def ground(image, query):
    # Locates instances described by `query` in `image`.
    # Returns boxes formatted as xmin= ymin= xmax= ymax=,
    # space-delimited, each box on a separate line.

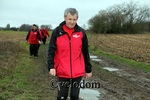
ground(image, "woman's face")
xmin=32 ymin=26 xmax=37 ymax=30
xmin=64 ymin=13 xmax=78 ymax=29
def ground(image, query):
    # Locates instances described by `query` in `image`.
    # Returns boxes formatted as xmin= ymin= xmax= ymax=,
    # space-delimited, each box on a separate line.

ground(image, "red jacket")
xmin=42 ymin=28 xmax=49 ymax=37
xmin=39 ymin=29 xmax=44 ymax=39
xmin=47 ymin=21 xmax=92 ymax=78
xmin=26 ymin=30 xmax=41 ymax=44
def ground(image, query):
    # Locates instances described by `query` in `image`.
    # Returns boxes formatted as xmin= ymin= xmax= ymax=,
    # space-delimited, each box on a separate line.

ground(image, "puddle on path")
xmin=90 ymin=55 xmax=98 ymax=59
xmin=103 ymin=67 xmax=119 ymax=71
xmin=79 ymin=88 xmax=100 ymax=100
xmin=91 ymin=58 xmax=102 ymax=62
xmin=90 ymin=55 xmax=102 ymax=62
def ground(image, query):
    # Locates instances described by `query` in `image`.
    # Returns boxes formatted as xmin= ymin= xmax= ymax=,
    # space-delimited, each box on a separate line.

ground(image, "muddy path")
xmin=28 ymin=45 xmax=150 ymax=100
xmin=90 ymin=54 xmax=150 ymax=100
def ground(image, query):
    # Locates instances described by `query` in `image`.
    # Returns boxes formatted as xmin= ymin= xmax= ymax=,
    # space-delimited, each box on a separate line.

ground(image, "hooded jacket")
xmin=47 ymin=21 xmax=92 ymax=78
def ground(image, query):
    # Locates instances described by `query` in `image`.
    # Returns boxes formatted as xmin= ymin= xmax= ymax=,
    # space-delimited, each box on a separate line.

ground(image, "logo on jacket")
xmin=73 ymin=34 xmax=80 ymax=38
xmin=34 ymin=32 xmax=37 ymax=34
xmin=59 ymin=32 xmax=63 ymax=35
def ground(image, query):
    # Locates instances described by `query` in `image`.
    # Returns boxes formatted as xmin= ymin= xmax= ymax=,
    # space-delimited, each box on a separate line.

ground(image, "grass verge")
xmin=0 ymin=39 xmax=49 ymax=99
xmin=0 ymin=41 xmax=36 ymax=100
xmin=89 ymin=45 xmax=150 ymax=72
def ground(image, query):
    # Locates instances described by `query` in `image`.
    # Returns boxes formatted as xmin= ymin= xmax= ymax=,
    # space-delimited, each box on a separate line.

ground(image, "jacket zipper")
xmin=68 ymin=34 xmax=73 ymax=78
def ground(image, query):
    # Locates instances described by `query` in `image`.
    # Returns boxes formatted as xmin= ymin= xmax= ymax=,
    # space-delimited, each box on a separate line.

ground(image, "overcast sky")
xmin=0 ymin=0 xmax=150 ymax=29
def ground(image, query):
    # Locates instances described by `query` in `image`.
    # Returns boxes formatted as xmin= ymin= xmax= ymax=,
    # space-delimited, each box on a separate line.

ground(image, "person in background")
xmin=26 ymin=24 xmax=41 ymax=58
xmin=39 ymin=28 xmax=44 ymax=41
xmin=47 ymin=8 xmax=92 ymax=100
xmin=41 ymin=27 xmax=49 ymax=44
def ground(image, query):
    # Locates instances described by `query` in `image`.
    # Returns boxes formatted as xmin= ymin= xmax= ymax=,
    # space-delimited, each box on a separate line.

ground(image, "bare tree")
xmin=6 ymin=24 xmax=10 ymax=30
xmin=40 ymin=24 xmax=52 ymax=30
xmin=88 ymin=1 xmax=150 ymax=34
xmin=19 ymin=24 xmax=32 ymax=31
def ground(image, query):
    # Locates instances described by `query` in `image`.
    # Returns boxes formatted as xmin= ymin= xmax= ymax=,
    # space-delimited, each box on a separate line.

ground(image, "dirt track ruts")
xmin=91 ymin=54 xmax=150 ymax=100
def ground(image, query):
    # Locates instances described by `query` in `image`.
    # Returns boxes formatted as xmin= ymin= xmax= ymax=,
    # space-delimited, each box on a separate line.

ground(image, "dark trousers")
xmin=29 ymin=44 xmax=39 ymax=57
xmin=57 ymin=77 xmax=82 ymax=100
xmin=42 ymin=37 xmax=47 ymax=44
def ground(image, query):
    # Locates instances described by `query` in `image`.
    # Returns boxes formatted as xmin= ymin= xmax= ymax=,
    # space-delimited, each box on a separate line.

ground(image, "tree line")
xmin=88 ymin=1 xmax=150 ymax=34
xmin=0 ymin=24 xmax=52 ymax=31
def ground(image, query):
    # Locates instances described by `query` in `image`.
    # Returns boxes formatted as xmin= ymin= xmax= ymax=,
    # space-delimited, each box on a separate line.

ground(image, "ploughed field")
xmin=88 ymin=33 xmax=150 ymax=63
